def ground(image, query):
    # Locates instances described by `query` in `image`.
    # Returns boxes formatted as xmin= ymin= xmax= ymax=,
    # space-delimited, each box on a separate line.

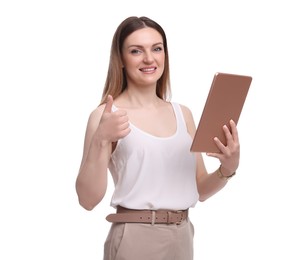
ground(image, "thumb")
xmin=103 ymin=95 xmax=113 ymax=113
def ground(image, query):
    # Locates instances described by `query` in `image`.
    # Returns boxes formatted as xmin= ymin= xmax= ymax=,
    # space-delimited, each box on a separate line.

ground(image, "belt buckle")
xmin=167 ymin=210 xmax=184 ymax=225
xmin=176 ymin=210 xmax=184 ymax=225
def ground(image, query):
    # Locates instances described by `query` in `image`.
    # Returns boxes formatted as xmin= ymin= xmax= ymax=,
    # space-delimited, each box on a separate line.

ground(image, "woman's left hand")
xmin=206 ymin=119 xmax=240 ymax=175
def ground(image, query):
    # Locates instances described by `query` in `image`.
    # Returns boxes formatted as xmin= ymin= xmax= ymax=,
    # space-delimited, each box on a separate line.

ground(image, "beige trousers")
xmin=103 ymin=218 xmax=194 ymax=260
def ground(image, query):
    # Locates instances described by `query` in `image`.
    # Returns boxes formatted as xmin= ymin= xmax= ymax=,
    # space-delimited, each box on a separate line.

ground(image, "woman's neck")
xmin=116 ymin=88 xmax=163 ymax=108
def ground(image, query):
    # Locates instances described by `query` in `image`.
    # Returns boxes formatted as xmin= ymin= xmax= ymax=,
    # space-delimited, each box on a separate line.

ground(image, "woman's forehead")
xmin=123 ymin=27 xmax=163 ymax=48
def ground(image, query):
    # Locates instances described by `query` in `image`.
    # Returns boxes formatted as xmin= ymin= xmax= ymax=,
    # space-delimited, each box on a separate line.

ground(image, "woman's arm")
xmin=180 ymin=104 xmax=239 ymax=201
xmin=75 ymin=96 xmax=130 ymax=210
xmin=75 ymin=105 xmax=111 ymax=210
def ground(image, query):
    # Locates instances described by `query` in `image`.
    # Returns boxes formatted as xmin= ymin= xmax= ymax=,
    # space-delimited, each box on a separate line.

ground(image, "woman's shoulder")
xmin=172 ymin=102 xmax=196 ymax=133
xmin=171 ymin=102 xmax=193 ymax=119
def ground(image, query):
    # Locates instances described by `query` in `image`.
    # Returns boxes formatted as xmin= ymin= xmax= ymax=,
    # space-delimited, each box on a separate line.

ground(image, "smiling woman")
xmin=100 ymin=16 xmax=171 ymax=103
xmin=75 ymin=16 xmax=240 ymax=260
xmin=121 ymin=27 xmax=166 ymax=95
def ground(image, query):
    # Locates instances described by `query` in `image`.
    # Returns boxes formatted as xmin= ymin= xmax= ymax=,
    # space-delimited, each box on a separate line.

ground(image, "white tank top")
xmin=108 ymin=102 xmax=199 ymax=210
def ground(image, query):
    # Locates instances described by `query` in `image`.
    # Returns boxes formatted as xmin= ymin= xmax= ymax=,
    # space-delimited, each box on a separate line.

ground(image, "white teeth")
xmin=141 ymin=68 xmax=155 ymax=72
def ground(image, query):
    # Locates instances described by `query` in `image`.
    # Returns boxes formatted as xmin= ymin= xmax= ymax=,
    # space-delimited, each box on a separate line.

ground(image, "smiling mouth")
xmin=139 ymin=67 xmax=157 ymax=72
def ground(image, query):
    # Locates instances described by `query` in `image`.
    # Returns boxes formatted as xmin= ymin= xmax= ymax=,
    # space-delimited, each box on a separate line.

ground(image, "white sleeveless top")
xmin=108 ymin=102 xmax=199 ymax=210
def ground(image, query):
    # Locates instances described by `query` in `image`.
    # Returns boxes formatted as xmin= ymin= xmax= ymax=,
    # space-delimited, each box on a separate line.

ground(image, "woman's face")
xmin=121 ymin=27 xmax=165 ymax=88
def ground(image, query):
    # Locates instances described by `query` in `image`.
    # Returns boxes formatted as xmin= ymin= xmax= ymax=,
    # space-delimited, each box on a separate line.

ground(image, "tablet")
xmin=190 ymin=72 xmax=252 ymax=153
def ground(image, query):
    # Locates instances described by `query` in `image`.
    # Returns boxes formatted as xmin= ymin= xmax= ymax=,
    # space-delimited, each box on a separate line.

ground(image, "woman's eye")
xmin=130 ymin=49 xmax=141 ymax=54
xmin=154 ymin=47 xmax=163 ymax=52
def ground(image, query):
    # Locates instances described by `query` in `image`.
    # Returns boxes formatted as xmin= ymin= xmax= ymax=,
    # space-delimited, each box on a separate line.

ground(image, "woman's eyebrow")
xmin=127 ymin=42 xmax=163 ymax=48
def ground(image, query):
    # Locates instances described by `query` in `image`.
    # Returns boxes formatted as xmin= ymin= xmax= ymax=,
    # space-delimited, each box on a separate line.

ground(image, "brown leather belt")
xmin=106 ymin=206 xmax=189 ymax=225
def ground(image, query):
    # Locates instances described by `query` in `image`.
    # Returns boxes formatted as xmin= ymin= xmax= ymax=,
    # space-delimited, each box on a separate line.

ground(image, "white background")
xmin=1 ymin=0 xmax=299 ymax=259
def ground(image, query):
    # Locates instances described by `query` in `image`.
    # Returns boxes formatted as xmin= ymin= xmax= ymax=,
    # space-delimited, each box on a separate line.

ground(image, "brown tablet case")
xmin=190 ymin=72 xmax=252 ymax=153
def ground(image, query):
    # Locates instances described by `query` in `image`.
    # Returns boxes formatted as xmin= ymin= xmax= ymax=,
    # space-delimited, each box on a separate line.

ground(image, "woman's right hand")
xmin=95 ymin=95 xmax=131 ymax=146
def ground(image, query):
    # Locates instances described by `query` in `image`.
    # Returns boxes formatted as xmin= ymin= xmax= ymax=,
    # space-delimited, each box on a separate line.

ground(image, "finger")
xmin=119 ymin=121 xmax=130 ymax=131
xmin=206 ymin=151 xmax=221 ymax=159
xmin=103 ymin=95 xmax=113 ymax=113
xmin=206 ymin=137 xmax=224 ymax=158
xmin=222 ymin=124 xmax=233 ymax=142
xmin=119 ymin=127 xmax=131 ymax=139
xmin=115 ymin=109 xmax=128 ymax=117
xmin=229 ymin=119 xmax=239 ymax=143
xmin=213 ymin=136 xmax=227 ymax=153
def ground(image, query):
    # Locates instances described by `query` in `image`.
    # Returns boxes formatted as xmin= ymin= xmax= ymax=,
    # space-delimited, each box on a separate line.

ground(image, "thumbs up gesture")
xmin=97 ymin=95 xmax=131 ymax=143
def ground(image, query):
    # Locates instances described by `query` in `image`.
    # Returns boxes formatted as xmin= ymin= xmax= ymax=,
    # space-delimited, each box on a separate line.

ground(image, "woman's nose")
xmin=143 ymin=51 xmax=154 ymax=63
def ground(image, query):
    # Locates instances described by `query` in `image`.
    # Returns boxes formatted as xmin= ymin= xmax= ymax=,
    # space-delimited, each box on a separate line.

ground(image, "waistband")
xmin=106 ymin=206 xmax=189 ymax=225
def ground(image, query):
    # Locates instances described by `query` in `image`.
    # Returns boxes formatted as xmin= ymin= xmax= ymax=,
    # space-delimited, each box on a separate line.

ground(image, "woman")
xmin=75 ymin=16 xmax=239 ymax=260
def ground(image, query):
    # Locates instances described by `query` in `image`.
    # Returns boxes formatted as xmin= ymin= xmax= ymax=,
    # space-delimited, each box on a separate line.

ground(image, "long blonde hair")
xmin=100 ymin=16 xmax=171 ymax=105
